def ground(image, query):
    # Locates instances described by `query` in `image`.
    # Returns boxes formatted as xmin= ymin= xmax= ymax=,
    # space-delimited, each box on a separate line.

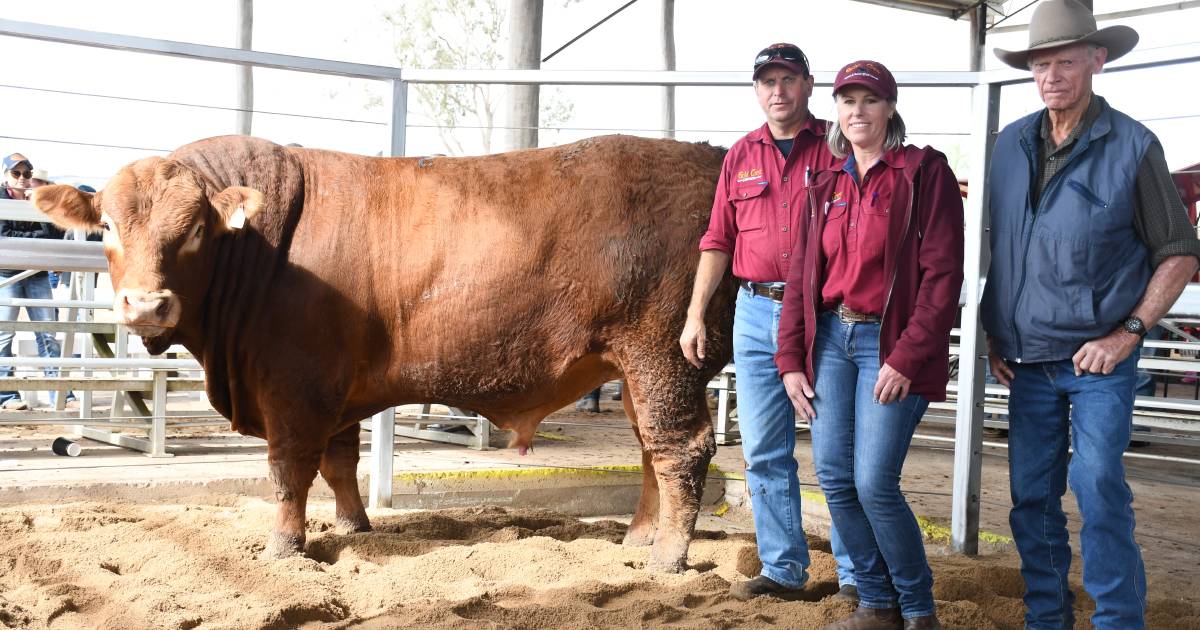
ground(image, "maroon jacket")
xmin=774 ymin=145 xmax=964 ymax=402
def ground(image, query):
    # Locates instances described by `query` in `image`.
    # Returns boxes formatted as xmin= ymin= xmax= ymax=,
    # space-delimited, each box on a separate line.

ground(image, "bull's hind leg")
xmin=319 ymin=424 xmax=372 ymax=534
xmin=623 ymin=388 xmax=660 ymax=547
xmin=262 ymin=440 xmax=323 ymax=560
xmin=621 ymin=363 xmax=716 ymax=573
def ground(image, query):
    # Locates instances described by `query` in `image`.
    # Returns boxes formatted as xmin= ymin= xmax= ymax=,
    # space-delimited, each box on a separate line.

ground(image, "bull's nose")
xmin=115 ymin=289 xmax=178 ymax=327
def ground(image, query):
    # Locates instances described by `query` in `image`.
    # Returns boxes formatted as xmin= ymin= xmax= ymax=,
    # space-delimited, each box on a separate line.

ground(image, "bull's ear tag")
xmin=229 ymin=204 xmax=247 ymax=229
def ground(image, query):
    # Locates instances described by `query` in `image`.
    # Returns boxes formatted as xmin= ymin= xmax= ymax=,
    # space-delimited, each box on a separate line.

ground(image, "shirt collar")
xmin=748 ymin=114 xmax=828 ymax=144
xmin=833 ymin=146 xmax=907 ymax=180
xmin=1039 ymin=93 xmax=1102 ymax=151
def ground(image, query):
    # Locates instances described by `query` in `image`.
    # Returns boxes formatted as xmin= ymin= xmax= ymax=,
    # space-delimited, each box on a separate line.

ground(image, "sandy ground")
xmin=1 ymin=387 xmax=1198 ymax=629
xmin=0 ymin=499 xmax=1194 ymax=630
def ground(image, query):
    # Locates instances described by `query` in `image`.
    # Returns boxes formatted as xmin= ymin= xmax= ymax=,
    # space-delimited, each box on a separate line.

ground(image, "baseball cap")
xmin=753 ymin=43 xmax=810 ymax=80
xmin=2 ymin=154 xmax=31 ymax=173
xmin=832 ymin=60 xmax=898 ymax=101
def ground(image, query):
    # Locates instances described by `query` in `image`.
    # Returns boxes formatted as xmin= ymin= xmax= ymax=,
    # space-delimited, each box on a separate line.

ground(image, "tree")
xmin=384 ymin=0 xmax=572 ymax=155
xmin=236 ymin=0 xmax=253 ymax=135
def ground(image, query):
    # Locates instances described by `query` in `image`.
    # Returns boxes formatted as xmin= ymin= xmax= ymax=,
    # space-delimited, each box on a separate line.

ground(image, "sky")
xmin=1 ymin=0 xmax=1197 ymax=188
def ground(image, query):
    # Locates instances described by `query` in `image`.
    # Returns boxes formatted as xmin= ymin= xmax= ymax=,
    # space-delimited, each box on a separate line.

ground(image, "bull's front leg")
xmin=319 ymin=424 xmax=372 ymax=534
xmin=262 ymin=442 xmax=323 ymax=559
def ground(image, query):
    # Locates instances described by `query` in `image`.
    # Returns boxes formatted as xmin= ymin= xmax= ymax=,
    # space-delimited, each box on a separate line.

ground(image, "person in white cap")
xmin=981 ymin=1 xmax=1200 ymax=628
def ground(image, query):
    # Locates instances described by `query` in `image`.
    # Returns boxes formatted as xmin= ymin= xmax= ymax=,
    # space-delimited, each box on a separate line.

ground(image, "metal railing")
xmin=3 ymin=17 xmax=1200 ymax=549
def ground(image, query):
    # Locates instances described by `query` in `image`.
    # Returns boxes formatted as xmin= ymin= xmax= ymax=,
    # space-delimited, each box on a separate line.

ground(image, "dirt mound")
xmin=0 ymin=499 xmax=1194 ymax=629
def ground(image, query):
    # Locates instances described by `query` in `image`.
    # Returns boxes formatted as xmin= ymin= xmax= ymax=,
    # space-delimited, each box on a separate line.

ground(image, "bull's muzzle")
xmin=114 ymin=289 xmax=181 ymax=335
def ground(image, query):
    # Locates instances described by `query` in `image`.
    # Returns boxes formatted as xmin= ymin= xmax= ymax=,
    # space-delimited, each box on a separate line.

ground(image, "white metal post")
xmin=79 ymin=273 xmax=96 ymax=426
xmin=389 ymin=79 xmax=408 ymax=158
xmin=369 ymin=407 xmax=396 ymax=509
xmin=951 ymin=82 xmax=1001 ymax=554
xmin=148 ymin=369 xmax=170 ymax=457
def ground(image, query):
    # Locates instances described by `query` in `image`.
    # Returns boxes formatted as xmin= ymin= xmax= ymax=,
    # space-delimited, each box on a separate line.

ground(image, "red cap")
xmin=832 ymin=60 xmax=897 ymax=101
xmin=752 ymin=43 xmax=809 ymax=80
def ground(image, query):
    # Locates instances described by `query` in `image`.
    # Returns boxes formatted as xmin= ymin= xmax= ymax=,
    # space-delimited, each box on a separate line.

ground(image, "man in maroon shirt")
xmin=680 ymin=43 xmax=855 ymax=601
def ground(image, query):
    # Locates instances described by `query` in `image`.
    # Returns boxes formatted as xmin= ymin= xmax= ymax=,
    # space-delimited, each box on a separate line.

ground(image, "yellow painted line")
xmin=917 ymin=515 xmax=1013 ymax=546
xmin=722 ymin=474 xmax=1013 ymax=546
xmin=534 ymin=431 xmax=576 ymax=442
xmin=393 ymin=463 xmax=721 ymax=483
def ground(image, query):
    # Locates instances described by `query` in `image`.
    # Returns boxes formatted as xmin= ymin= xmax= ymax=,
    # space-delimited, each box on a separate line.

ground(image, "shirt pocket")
xmin=863 ymin=189 xmax=893 ymax=216
xmin=730 ymin=181 xmax=770 ymax=232
xmin=1067 ymin=179 xmax=1109 ymax=209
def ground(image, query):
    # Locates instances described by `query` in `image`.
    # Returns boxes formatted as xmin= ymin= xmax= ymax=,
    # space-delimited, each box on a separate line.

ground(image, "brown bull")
xmin=33 ymin=135 xmax=735 ymax=571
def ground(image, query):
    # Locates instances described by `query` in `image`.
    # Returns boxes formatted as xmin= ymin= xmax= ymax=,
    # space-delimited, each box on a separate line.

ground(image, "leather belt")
xmin=741 ymin=281 xmax=785 ymax=302
xmin=833 ymin=303 xmax=881 ymax=323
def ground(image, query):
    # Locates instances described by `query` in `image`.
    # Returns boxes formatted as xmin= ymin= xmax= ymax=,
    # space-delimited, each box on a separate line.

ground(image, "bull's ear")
xmin=31 ymin=184 xmax=102 ymax=232
xmin=211 ymin=186 xmax=264 ymax=231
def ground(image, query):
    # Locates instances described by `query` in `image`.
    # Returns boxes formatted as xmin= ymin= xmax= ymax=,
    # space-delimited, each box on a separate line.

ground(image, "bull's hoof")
xmin=335 ymin=515 xmax=372 ymax=535
xmin=260 ymin=531 xmax=305 ymax=560
xmin=647 ymin=556 xmax=688 ymax=574
xmin=622 ymin=526 xmax=656 ymax=547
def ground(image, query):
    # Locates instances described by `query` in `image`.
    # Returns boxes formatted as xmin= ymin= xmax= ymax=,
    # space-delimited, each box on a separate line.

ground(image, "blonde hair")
xmin=827 ymin=106 xmax=907 ymax=159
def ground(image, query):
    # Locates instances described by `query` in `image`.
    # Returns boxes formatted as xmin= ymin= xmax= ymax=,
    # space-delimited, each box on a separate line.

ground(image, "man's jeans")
xmin=809 ymin=312 xmax=934 ymax=618
xmin=1 ymin=272 xmax=64 ymax=404
xmin=1007 ymin=351 xmax=1146 ymax=630
xmin=734 ymin=286 xmax=854 ymax=588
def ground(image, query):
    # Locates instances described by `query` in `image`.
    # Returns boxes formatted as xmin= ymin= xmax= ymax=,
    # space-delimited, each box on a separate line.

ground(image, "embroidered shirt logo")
xmin=736 ymin=168 xmax=764 ymax=183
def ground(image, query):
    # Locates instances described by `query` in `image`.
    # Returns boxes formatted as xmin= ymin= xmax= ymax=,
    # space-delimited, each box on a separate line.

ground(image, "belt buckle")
xmin=836 ymin=303 xmax=864 ymax=323
xmin=767 ymin=286 xmax=785 ymax=302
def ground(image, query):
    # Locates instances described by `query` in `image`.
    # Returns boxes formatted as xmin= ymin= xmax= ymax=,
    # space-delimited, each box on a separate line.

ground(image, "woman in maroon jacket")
xmin=775 ymin=61 xmax=963 ymax=630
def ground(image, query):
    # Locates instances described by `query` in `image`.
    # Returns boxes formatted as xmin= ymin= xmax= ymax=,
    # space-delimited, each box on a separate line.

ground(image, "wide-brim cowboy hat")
xmin=994 ymin=0 xmax=1138 ymax=69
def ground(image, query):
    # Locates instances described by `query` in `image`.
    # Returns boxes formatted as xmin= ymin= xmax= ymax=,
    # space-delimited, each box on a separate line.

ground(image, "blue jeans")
xmin=809 ymin=312 xmax=934 ymax=618
xmin=1007 ymin=352 xmax=1146 ymax=630
xmin=1 ymin=272 xmax=66 ymax=404
xmin=734 ymin=286 xmax=854 ymax=588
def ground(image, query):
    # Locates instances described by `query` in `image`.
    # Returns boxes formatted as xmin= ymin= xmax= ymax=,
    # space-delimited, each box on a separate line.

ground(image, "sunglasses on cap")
xmin=753 ymin=45 xmax=809 ymax=76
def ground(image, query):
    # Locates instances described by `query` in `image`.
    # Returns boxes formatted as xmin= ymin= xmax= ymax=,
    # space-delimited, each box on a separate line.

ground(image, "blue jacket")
xmin=981 ymin=96 xmax=1154 ymax=363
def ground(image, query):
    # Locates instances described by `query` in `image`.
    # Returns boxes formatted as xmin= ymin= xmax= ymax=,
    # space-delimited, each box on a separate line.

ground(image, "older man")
xmin=982 ymin=2 xmax=1200 ymax=628
xmin=681 ymin=43 xmax=855 ymax=602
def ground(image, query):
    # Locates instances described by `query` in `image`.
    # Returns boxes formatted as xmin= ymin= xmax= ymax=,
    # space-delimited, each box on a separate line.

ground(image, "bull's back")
xmin=236 ymin=136 xmax=725 ymax=416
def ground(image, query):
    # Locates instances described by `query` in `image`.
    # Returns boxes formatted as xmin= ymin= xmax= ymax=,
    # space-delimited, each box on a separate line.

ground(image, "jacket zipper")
xmin=1009 ymin=131 xmax=1084 ymax=362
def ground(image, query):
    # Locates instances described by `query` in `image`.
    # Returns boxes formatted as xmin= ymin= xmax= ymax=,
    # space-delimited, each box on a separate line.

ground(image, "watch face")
xmin=1125 ymin=318 xmax=1145 ymax=335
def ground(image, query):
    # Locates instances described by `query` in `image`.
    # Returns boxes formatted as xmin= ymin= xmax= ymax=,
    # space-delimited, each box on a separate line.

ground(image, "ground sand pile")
xmin=0 ymin=498 xmax=1195 ymax=629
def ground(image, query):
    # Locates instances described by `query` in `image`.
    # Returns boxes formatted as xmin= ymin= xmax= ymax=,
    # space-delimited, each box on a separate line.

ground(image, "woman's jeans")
xmin=1 ymin=272 xmax=65 ymax=404
xmin=734 ymin=286 xmax=855 ymax=589
xmin=1006 ymin=352 xmax=1146 ymax=630
xmin=809 ymin=311 xmax=934 ymax=618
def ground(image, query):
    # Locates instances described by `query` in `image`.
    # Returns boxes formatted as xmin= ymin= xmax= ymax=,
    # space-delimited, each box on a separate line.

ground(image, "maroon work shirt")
xmin=821 ymin=149 xmax=910 ymax=315
xmin=699 ymin=116 xmax=835 ymax=282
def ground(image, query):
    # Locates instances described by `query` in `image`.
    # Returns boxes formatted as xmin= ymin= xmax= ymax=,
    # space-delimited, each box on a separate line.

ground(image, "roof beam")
xmin=850 ymin=0 xmax=963 ymax=19
xmin=991 ymin=1 xmax=1200 ymax=34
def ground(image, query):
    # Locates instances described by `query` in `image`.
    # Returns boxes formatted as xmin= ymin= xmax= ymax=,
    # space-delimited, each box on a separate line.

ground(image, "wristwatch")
xmin=1120 ymin=316 xmax=1148 ymax=337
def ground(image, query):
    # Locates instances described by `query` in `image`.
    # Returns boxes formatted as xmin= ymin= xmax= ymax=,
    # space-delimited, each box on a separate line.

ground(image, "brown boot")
xmin=819 ymin=606 xmax=903 ymax=630
xmin=902 ymin=614 xmax=941 ymax=630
